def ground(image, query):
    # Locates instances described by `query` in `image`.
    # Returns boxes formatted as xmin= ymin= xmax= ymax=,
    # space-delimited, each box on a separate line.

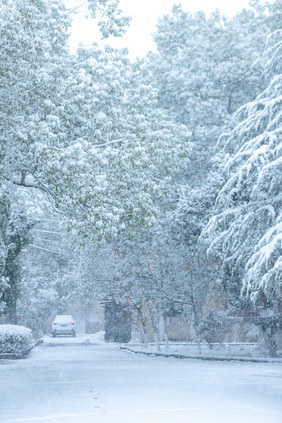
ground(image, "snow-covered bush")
xmin=0 ymin=324 xmax=34 ymax=357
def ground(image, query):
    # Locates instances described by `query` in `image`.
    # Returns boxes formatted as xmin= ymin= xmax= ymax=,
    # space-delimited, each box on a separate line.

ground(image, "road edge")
xmin=120 ymin=345 xmax=282 ymax=364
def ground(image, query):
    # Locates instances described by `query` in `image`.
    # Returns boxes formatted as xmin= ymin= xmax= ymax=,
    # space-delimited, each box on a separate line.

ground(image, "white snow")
xmin=42 ymin=331 xmax=105 ymax=345
xmin=0 ymin=336 xmax=282 ymax=423
xmin=0 ymin=325 xmax=32 ymax=336
xmin=125 ymin=341 xmax=282 ymax=361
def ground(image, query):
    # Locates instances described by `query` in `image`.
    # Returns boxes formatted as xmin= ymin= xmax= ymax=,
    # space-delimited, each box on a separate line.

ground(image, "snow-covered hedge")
xmin=0 ymin=324 xmax=34 ymax=357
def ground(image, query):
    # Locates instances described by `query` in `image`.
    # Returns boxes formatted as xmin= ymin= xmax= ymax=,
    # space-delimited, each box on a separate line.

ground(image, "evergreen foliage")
xmin=203 ymin=29 xmax=282 ymax=303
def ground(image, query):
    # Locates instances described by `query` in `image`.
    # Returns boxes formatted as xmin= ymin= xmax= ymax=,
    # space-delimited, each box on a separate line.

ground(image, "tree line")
xmin=0 ymin=0 xmax=281 ymax=356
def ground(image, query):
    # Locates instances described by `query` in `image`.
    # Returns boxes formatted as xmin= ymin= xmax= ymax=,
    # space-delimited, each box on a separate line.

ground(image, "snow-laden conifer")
xmin=202 ymin=30 xmax=282 ymax=302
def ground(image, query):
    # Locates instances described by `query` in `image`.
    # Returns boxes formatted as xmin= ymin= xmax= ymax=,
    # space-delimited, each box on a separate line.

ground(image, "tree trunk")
xmin=163 ymin=315 xmax=169 ymax=352
xmin=191 ymin=295 xmax=202 ymax=355
xmin=130 ymin=300 xmax=148 ymax=348
xmin=8 ymin=301 xmax=18 ymax=324
xmin=148 ymin=304 xmax=161 ymax=352
xmin=140 ymin=315 xmax=149 ymax=348
xmin=266 ymin=326 xmax=278 ymax=358
xmin=0 ymin=194 xmax=9 ymax=278
xmin=227 ymin=91 xmax=233 ymax=114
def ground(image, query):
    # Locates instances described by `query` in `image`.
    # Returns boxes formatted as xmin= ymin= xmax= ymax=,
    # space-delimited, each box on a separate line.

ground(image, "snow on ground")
xmin=125 ymin=341 xmax=282 ymax=361
xmin=0 ymin=335 xmax=282 ymax=423
xmin=43 ymin=331 xmax=106 ymax=345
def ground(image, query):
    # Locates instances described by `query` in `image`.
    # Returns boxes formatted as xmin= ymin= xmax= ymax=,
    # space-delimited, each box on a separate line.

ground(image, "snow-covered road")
xmin=0 ymin=336 xmax=282 ymax=423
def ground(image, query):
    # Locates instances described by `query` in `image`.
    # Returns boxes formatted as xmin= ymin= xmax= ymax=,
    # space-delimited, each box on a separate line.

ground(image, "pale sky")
xmin=70 ymin=0 xmax=252 ymax=58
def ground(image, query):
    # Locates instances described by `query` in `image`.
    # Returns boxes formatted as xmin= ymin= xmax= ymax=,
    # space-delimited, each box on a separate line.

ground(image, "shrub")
xmin=0 ymin=324 xmax=34 ymax=357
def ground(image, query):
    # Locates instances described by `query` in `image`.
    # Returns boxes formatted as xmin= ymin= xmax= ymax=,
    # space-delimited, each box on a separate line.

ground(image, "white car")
xmin=52 ymin=315 xmax=76 ymax=337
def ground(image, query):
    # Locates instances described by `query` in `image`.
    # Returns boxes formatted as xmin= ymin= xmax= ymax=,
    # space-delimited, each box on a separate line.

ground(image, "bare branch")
xmin=28 ymin=244 xmax=61 ymax=255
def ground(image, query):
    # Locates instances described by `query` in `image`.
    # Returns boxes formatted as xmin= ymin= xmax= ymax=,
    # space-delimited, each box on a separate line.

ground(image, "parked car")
xmin=52 ymin=315 xmax=76 ymax=337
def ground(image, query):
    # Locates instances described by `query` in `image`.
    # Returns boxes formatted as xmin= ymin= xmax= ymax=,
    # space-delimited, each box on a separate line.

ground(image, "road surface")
xmin=0 ymin=336 xmax=282 ymax=423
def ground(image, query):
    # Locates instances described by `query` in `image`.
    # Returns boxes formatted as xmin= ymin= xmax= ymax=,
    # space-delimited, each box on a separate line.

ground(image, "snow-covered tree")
xmin=203 ymin=30 xmax=281 ymax=299
xmin=18 ymin=216 xmax=76 ymax=336
xmin=0 ymin=130 xmax=7 ymax=284
xmin=201 ymin=29 xmax=282 ymax=355
xmin=241 ymin=30 xmax=282 ymax=303
xmin=85 ymin=0 xmax=131 ymax=38
xmin=2 ymin=206 xmax=35 ymax=323
xmin=0 ymin=0 xmax=70 ymax=167
xmin=11 ymin=187 xmax=83 ymax=335
xmin=1 ymin=0 xmax=191 ymax=242
xmin=0 ymin=0 xmax=192 ymax=334
xmin=148 ymin=4 xmax=271 ymax=129
xmin=0 ymin=0 xmax=70 ymax=314
xmin=0 ymin=193 xmax=9 ymax=279
xmin=145 ymin=2 xmax=280 ymax=188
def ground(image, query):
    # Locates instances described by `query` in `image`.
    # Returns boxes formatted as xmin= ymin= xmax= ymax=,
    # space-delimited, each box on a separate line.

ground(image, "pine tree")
xmin=202 ymin=29 xmax=282 ymax=355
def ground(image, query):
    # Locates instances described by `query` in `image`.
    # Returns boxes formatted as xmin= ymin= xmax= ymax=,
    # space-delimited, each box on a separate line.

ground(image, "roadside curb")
xmin=120 ymin=346 xmax=282 ymax=364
